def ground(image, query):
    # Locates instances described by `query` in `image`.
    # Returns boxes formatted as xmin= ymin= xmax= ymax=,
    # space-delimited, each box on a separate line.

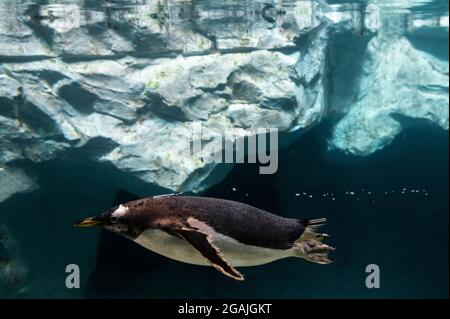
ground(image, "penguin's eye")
xmin=110 ymin=216 xmax=119 ymax=223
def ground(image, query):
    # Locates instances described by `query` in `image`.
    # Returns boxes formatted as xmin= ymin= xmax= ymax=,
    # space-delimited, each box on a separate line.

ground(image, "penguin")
xmin=75 ymin=195 xmax=334 ymax=281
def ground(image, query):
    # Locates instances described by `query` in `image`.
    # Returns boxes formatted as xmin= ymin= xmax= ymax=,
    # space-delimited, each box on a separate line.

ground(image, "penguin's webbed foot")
xmin=294 ymin=240 xmax=335 ymax=265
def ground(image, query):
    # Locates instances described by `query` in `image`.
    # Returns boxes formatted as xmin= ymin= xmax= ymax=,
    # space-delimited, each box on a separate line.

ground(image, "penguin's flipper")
xmin=172 ymin=228 xmax=244 ymax=281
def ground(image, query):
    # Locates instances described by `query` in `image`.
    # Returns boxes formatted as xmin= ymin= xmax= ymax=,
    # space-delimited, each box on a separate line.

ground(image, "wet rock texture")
xmin=327 ymin=1 xmax=449 ymax=155
xmin=0 ymin=222 xmax=27 ymax=295
xmin=0 ymin=0 xmax=327 ymax=198
xmin=1 ymin=1 xmax=447 ymax=201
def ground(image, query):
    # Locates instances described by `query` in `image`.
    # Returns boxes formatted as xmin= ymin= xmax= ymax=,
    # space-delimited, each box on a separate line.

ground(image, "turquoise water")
xmin=0 ymin=0 xmax=448 ymax=298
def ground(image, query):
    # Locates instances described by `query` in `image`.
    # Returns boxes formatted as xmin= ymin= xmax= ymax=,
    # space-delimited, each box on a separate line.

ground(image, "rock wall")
xmin=327 ymin=0 xmax=449 ymax=155
xmin=0 ymin=0 xmax=327 ymax=200
xmin=1 ymin=0 xmax=447 ymax=201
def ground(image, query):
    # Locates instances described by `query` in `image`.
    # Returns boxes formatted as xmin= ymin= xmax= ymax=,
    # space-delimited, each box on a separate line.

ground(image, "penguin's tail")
xmin=300 ymin=218 xmax=329 ymax=241
xmin=293 ymin=218 xmax=335 ymax=265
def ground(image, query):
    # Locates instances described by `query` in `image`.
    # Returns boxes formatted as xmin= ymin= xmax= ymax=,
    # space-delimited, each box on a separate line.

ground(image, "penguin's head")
xmin=74 ymin=204 xmax=140 ymax=239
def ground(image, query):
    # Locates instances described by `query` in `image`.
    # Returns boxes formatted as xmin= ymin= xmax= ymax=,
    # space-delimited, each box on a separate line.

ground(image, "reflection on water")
xmin=1 ymin=1 xmax=448 ymax=40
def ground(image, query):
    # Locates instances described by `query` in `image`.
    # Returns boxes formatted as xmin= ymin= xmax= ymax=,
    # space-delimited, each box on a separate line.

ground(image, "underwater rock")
xmin=0 ymin=223 xmax=27 ymax=294
xmin=329 ymin=37 xmax=448 ymax=156
xmin=0 ymin=0 xmax=448 ymax=199
xmin=0 ymin=0 xmax=448 ymax=299
xmin=0 ymin=167 xmax=37 ymax=203
xmin=328 ymin=1 xmax=449 ymax=156
xmin=0 ymin=1 xmax=328 ymax=198
xmin=0 ymin=3 xmax=53 ymax=58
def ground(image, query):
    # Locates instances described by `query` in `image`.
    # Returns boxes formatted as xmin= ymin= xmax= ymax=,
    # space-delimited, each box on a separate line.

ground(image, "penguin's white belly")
xmin=134 ymin=229 xmax=293 ymax=267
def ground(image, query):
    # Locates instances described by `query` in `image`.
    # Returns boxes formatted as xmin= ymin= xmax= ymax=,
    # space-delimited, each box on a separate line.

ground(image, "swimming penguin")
xmin=75 ymin=195 xmax=334 ymax=281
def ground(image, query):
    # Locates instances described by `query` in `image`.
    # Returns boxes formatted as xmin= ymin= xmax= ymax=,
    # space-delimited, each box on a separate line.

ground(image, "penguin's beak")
xmin=74 ymin=216 xmax=104 ymax=228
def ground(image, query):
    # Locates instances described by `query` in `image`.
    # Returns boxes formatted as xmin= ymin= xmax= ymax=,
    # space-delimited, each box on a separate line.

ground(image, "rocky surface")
xmin=327 ymin=0 xmax=449 ymax=155
xmin=0 ymin=0 xmax=328 ymax=199
xmin=0 ymin=167 xmax=37 ymax=203
xmin=0 ymin=222 xmax=27 ymax=295
xmin=0 ymin=0 xmax=447 ymax=198
xmin=329 ymin=35 xmax=449 ymax=155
